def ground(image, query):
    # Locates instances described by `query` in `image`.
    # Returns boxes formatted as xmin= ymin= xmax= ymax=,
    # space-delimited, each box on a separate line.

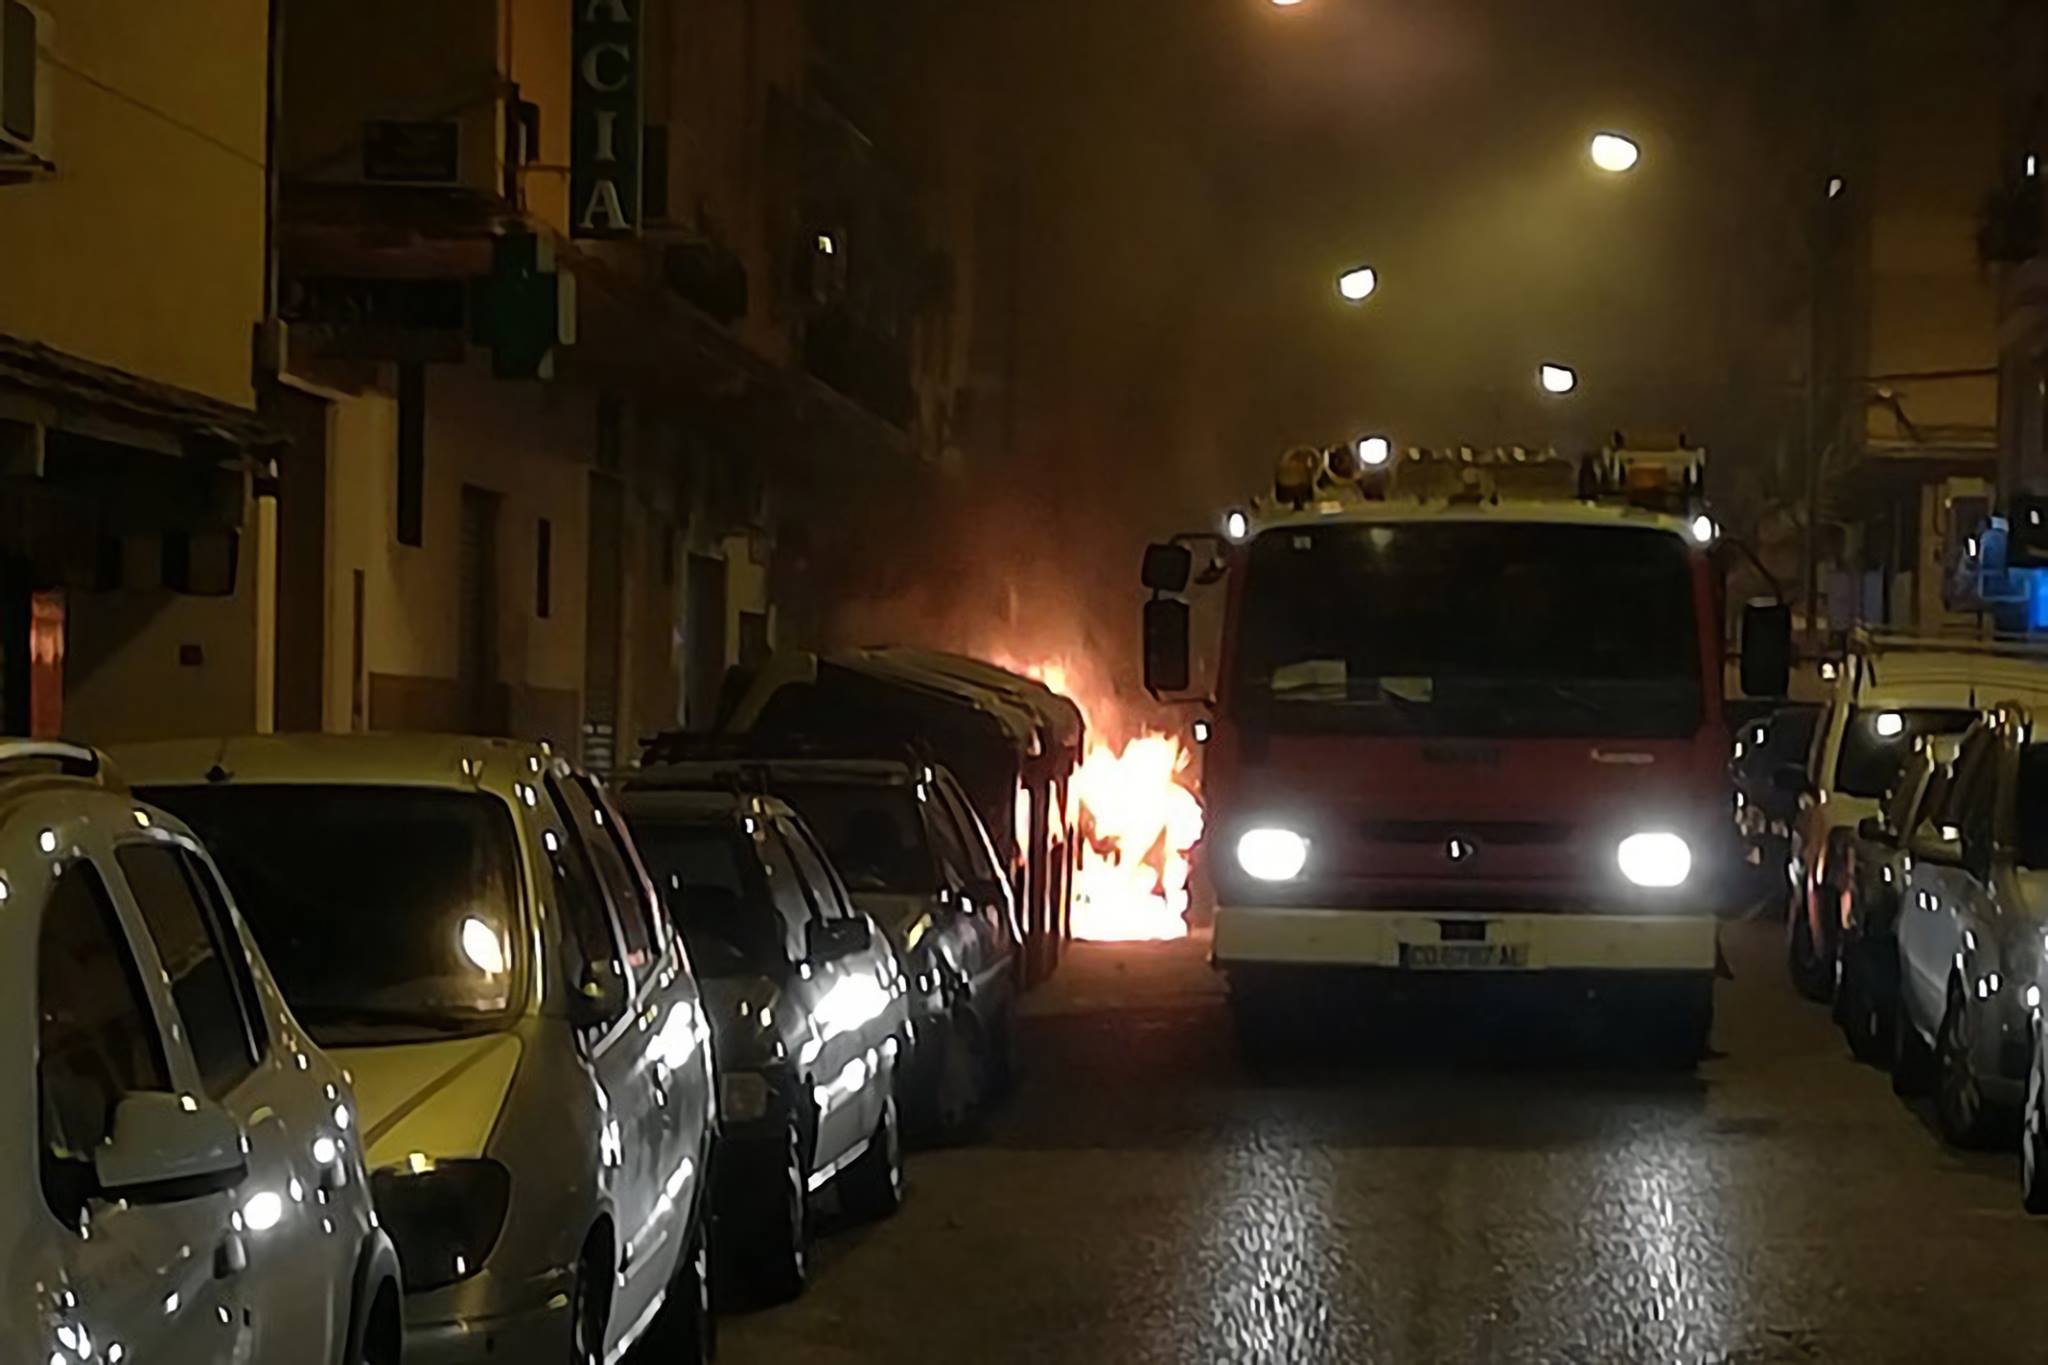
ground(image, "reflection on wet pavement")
xmin=717 ymin=924 xmax=2048 ymax=1363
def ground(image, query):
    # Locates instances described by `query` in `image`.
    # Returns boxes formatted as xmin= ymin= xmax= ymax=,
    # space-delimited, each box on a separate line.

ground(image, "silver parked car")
xmin=1892 ymin=706 xmax=2044 ymax=1151
xmin=3 ymin=741 xmax=398 ymax=1365
xmin=634 ymin=757 xmax=1021 ymax=1140
xmin=620 ymin=789 xmax=910 ymax=1300
xmin=118 ymin=734 xmax=717 ymax=1365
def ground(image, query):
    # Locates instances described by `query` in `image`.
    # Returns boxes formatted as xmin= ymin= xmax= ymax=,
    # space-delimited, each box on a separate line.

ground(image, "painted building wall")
xmin=315 ymin=357 xmax=592 ymax=743
xmin=1862 ymin=1 xmax=2003 ymax=443
xmin=0 ymin=0 xmax=268 ymax=405
xmin=280 ymin=0 xmax=500 ymax=194
xmin=63 ymin=526 xmax=262 ymax=744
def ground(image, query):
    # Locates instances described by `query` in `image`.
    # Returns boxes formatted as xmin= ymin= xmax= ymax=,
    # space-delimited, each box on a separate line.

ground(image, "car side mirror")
xmin=1142 ymin=542 xmax=1193 ymax=593
xmin=807 ymin=916 xmax=873 ymax=962
xmin=1143 ymin=598 xmax=1191 ymax=696
xmin=1741 ymin=599 xmax=1793 ymax=699
xmin=94 ymin=1092 xmax=247 ymax=1203
xmin=1856 ymin=815 xmax=1888 ymax=844
xmin=569 ymin=960 xmax=629 ymax=1030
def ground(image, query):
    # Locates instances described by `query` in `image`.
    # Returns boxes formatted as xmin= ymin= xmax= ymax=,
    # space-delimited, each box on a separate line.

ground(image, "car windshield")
xmin=1232 ymin=522 xmax=1702 ymax=738
xmin=138 ymin=784 xmax=524 ymax=1045
xmin=1835 ymin=707 xmax=1976 ymax=800
xmin=626 ymin=817 xmax=784 ymax=976
xmin=773 ymin=782 xmax=935 ymax=894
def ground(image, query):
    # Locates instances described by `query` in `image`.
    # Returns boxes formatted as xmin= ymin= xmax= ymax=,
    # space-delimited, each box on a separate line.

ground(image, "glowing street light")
xmin=1357 ymin=435 xmax=1392 ymax=467
xmin=1336 ymin=265 xmax=1378 ymax=303
xmin=1589 ymin=132 xmax=1641 ymax=174
xmin=1538 ymin=363 xmax=1578 ymax=395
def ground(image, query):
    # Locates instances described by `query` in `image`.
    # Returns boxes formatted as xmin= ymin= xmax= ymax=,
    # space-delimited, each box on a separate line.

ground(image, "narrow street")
xmin=724 ymin=923 xmax=2048 ymax=1364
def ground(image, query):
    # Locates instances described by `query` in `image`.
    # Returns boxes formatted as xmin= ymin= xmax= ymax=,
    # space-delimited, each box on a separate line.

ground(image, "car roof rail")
xmin=0 ymin=740 xmax=108 ymax=781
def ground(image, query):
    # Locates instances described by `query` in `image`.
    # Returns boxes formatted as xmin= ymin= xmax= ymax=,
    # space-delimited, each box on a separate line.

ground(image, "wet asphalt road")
xmin=718 ymin=922 xmax=2048 ymax=1364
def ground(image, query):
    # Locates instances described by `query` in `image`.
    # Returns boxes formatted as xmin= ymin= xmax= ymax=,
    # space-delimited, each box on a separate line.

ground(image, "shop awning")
xmin=0 ymin=333 xmax=280 ymax=459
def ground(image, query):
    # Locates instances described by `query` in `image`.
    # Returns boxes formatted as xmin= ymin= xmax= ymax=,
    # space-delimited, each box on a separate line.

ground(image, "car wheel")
xmin=2024 ymin=1038 xmax=2048 ymax=1216
xmin=1651 ymin=975 xmax=1714 ymax=1069
xmin=1936 ymin=984 xmax=2003 ymax=1149
xmin=839 ymin=1093 xmax=906 ymax=1220
xmin=1838 ymin=940 xmax=1895 ymax=1067
xmin=736 ymin=1115 xmax=811 ymax=1303
xmin=1892 ymin=989 xmax=1935 ymax=1095
xmin=570 ymin=1242 xmax=612 ymax=1365
xmin=646 ymin=1208 xmax=716 ymax=1362
xmin=1787 ymin=892 xmax=1833 ymax=1002
xmin=985 ymin=998 xmax=1020 ymax=1101
xmin=929 ymin=1013 xmax=986 ymax=1143
xmin=1231 ymin=977 xmax=1295 ymax=1074
xmin=351 ymin=1281 xmax=400 ymax=1365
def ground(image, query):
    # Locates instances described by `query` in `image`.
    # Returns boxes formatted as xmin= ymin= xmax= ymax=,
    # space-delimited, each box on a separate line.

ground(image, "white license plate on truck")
xmin=1400 ymin=942 xmax=1530 ymax=970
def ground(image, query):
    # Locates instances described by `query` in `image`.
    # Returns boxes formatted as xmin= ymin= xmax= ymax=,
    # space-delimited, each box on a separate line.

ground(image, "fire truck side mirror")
xmin=1740 ymin=600 xmax=1793 ymax=699
xmin=1143 ymin=599 xmax=1192 ymax=696
xmin=1142 ymin=542 xmax=1193 ymax=594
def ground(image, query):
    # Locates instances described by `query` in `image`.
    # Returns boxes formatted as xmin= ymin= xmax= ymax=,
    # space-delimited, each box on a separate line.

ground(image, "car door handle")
xmin=215 ymin=1232 xmax=248 ymax=1280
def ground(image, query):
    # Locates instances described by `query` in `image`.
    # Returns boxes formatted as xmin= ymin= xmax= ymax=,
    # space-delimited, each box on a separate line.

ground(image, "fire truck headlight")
xmin=1238 ymin=828 xmax=1310 ymax=882
xmin=1617 ymin=832 xmax=1693 ymax=889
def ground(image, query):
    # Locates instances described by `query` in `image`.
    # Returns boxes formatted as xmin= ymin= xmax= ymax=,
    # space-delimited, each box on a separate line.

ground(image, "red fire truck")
xmin=1143 ymin=441 xmax=1765 ymax=1062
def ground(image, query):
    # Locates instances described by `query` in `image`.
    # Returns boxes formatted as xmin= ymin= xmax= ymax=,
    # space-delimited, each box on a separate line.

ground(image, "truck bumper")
xmin=1213 ymin=905 xmax=1719 ymax=973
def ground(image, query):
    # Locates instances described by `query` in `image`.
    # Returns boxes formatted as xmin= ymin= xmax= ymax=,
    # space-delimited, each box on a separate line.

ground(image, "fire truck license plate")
xmin=1400 ymin=942 xmax=1531 ymax=970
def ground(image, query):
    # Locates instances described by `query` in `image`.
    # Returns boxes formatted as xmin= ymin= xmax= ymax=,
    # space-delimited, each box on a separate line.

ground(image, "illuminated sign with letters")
xmin=571 ymin=0 xmax=641 ymax=238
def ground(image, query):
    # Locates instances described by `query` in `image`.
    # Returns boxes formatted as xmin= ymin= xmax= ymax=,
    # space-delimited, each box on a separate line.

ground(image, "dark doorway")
xmin=271 ymin=387 xmax=329 ymax=731
xmin=686 ymin=553 xmax=727 ymax=729
xmin=583 ymin=474 xmax=625 ymax=772
xmin=0 ymin=553 xmax=28 ymax=734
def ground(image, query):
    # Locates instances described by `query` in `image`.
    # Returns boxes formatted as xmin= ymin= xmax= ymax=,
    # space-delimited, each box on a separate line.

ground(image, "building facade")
xmin=0 ymin=0 xmax=279 ymax=740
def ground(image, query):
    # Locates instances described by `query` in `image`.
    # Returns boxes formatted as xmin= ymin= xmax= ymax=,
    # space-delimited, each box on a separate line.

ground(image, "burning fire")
xmin=995 ymin=656 xmax=1205 ymax=942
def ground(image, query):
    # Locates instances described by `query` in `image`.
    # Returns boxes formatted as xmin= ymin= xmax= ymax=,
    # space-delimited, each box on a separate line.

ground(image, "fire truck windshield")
xmin=1231 ymin=521 xmax=1703 ymax=739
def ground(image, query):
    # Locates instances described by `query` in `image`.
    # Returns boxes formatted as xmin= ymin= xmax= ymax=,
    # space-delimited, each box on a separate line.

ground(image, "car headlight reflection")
xmin=1617 ymin=831 xmax=1693 ymax=889
xmin=1237 ymin=828 xmax=1310 ymax=882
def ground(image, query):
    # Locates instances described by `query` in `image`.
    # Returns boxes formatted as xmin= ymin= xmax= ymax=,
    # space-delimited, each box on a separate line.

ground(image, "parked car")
xmin=1831 ymin=734 xmax=1959 ymax=1065
xmin=4 ymin=740 xmax=398 ymax=1365
xmin=1891 ymin=706 xmax=2046 ymax=1150
xmin=1783 ymin=632 xmax=2048 ymax=1001
xmin=633 ymin=756 xmax=1019 ymax=1140
xmin=1731 ymin=702 xmax=1820 ymax=902
xmin=116 ymin=734 xmax=716 ymax=1365
xmin=618 ymin=787 xmax=908 ymax=1300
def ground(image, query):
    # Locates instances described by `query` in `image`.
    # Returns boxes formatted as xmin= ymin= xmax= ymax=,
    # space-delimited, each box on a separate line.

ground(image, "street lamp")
xmin=1538 ymin=363 xmax=1578 ymax=395
xmin=1588 ymin=132 xmax=1641 ymax=174
xmin=1336 ymin=265 xmax=1378 ymax=303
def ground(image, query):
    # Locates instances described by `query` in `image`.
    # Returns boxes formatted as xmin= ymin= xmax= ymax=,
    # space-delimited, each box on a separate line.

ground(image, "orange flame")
xmin=992 ymin=654 xmax=1205 ymax=943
